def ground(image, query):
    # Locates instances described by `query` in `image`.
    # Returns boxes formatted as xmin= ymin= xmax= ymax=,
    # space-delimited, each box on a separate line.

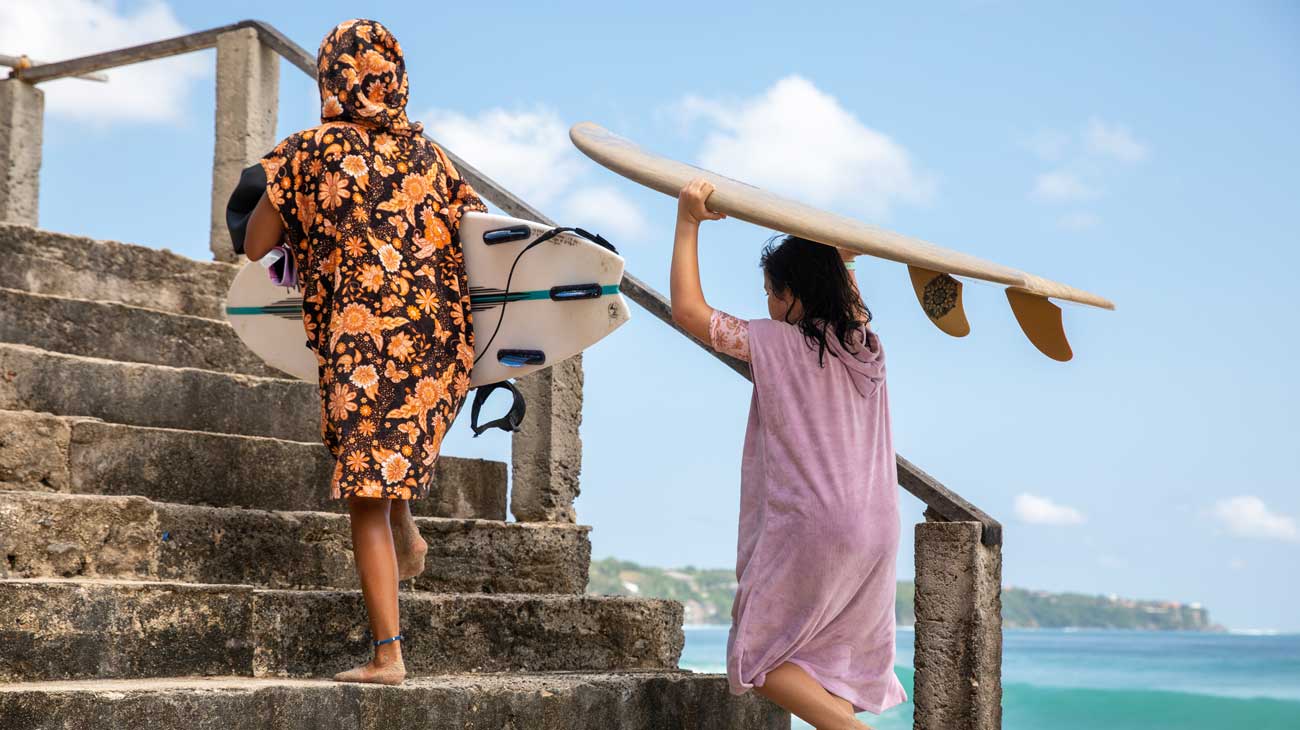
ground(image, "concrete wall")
xmin=913 ymin=515 xmax=1003 ymax=730
xmin=210 ymin=27 xmax=279 ymax=262
xmin=511 ymin=355 xmax=584 ymax=522
xmin=0 ymin=80 xmax=43 ymax=226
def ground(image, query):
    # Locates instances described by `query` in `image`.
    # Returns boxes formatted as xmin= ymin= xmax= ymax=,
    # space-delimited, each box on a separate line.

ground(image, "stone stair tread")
xmin=0 ymin=224 xmax=238 ymax=320
xmin=0 ymin=342 xmax=318 ymax=441
xmin=0 ymin=490 xmax=589 ymax=593
xmin=0 ymin=575 xmax=640 ymax=602
xmin=0 ymin=671 xmax=787 ymax=729
xmin=0 ymin=284 xmax=228 ymax=325
xmin=0 ymin=670 xmax=712 ymax=692
xmin=0 ymin=409 xmax=507 ymax=518
xmin=0 ymin=340 xmax=298 ymax=381
xmin=0 ymin=285 xmax=283 ymax=378
xmin=0 ymin=578 xmax=683 ymax=680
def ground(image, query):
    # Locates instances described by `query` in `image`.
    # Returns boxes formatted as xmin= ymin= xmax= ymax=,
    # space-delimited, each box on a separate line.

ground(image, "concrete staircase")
xmin=0 ymin=224 xmax=786 ymax=728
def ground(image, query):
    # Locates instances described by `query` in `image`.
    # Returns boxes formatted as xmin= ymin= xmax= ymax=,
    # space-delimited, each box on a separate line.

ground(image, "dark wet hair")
xmin=760 ymin=235 xmax=872 ymax=366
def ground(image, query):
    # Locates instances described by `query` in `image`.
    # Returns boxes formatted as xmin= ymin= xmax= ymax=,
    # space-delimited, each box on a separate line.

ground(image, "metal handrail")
xmin=11 ymin=19 xmax=1001 ymax=546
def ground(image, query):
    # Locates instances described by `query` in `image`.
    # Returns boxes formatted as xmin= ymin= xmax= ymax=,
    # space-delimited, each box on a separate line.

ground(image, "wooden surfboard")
xmin=570 ymin=121 xmax=1114 ymax=361
xmin=225 ymin=212 xmax=630 ymax=386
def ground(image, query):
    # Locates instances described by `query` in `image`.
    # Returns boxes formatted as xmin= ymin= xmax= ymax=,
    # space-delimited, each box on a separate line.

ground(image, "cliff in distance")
xmin=588 ymin=558 xmax=1218 ymax=631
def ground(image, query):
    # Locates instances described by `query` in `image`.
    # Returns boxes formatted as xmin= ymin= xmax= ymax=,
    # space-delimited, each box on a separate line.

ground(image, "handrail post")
xmin=509 ymin=356 xmax=583 ymax=523
xmin=210 ymin=27 xmax=278 ymax=262
xmin=0 ymin=79 xmax=43 ymax=226
xmin=913 ymin=510 xmax=1004 ymax=730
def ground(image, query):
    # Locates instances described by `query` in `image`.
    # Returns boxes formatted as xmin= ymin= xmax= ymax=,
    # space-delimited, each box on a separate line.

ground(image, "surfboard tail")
xmin=908 ymin=266 xmax=971 ymax=338
xmin=1006 ymin=288 xmax=1073 ymax=362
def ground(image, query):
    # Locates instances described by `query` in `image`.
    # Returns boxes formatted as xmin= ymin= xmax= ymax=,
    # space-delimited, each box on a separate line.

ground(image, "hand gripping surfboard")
xmin=570 ymin=121 xmax=1114 ymax=361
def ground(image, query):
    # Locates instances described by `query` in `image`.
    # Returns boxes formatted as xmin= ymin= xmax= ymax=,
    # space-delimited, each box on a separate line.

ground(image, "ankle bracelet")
xmin=373 ymin=633 xmax=403 ymax=647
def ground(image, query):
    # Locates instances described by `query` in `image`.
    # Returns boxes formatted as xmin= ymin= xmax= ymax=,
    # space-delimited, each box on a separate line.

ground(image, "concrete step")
xmin=0 ymin=286 xmax=282 ymax=378
xmin=0 ymin=491 xmax=588 ymax=594
xmin=0 ymin=409 xmax=506 ymax=519
xmin=0 ymin=223 xmax=237 ymax=320
xmin=0 ymin=342 xmax=319 ymax=441
xmin=0 ymin=674 xmax=787 ymax=730
xmin=0 ymin=579 xmax=683 ymax=681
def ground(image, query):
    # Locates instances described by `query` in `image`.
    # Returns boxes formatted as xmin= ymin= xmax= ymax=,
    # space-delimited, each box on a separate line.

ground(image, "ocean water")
xmin=680 ymin=626 xmax=1300 ymax=730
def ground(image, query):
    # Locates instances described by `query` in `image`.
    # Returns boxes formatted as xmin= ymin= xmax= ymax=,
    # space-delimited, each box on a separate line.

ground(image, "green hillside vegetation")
xmin=588 ymin=558 xmax=1215 ymax=631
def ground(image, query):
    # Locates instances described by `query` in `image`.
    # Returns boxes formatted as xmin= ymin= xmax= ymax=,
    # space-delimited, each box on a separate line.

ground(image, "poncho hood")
xmin=316 ymin=18 xmax=420 ymax=134
xmin=821 ymin=323 xmax=885 ymax=398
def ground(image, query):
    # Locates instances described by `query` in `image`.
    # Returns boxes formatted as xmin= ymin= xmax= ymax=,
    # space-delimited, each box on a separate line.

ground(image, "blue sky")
xmin=7 ymin=1 xmax=1298 ymax=631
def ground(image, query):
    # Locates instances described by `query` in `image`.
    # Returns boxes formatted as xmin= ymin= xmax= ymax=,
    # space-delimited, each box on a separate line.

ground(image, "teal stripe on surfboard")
xmin=226 ymin=284 xmax=620 ymax=316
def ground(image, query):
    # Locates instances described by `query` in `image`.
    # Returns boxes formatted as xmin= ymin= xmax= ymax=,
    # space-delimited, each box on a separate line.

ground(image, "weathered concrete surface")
xmin=211 ymin=28 xmax=278 ymax=262
xmin=913 ymin=518 xmax=1003 ymax=730
xmin=511 ymin=356 xmax=583 ymax=523
xmin=0 ymin=224 xmax=238 ymax=320
xmin=0 ymin=579 xmax=683 ymax=680
xmin=254 ymin=590 xmax=682 ymax=678
xmin=0 ymin=287 xmax=281 ymax=378
xmin=0 ymin=81 xmax=42 ymax=226
xmin=0 ymin=491 xmax=588 ymax=593
xmin=0 ymin=673 xmax=789 ymax=730
xmin=0 ymin=578 xmax=254 ymax=682
xmin=0 ymin=343 xmax=320 ymax=442
xmin=0 ymin=409 xmax=507 ymax=519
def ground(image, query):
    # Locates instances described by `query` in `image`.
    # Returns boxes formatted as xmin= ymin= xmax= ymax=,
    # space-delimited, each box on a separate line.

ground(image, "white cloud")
xmin=1014 ymin=493 xmax=1086 ymax=526
xmin=563 ymin=186 xmax=648 ymax=240
xmin=1058 ymin=211 xmax=1101 ymax=231
xmin=676 ymin=75 xmax=933 ymax=219
xmin=423 ymin=107 xmax=583 ymax=208
xmin=1022 ymin=129 xmax=1071 ymax=162
xmin=1085 ymin=118 xmax=1148 ymax=163
xmin=0 ymin=0 xmax=208 ymax=124
xmin=1023 ymin=118 xmax=1148 ymax=227
xmin=1212 ymin=496 xmax=1299 ymax=543
xmin=1032 ymin=171 xmax=1099 ymax=202
xmin=422 ymin=106 xmax=648 ymax=243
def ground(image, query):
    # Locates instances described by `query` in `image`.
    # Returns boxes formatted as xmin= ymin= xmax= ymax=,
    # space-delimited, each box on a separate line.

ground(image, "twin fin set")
xmin=570 ymin=122 xmax=1114 ymax=361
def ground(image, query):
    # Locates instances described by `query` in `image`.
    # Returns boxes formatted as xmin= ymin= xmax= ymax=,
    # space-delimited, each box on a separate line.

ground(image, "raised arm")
xmin=670 ymin=178 xmax=726 ymax=343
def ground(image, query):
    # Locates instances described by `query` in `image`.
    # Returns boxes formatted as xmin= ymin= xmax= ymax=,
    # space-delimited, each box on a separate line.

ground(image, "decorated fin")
xmin=907 ymin=266 xmax=970 ymax=338
xmin=1005 ymin=288 xmax=1072 ymax=361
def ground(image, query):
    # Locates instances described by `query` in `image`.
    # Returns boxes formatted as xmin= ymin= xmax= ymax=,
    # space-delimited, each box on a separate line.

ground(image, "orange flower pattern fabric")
xmin=260 ymin=19 xmax=487 ymax=500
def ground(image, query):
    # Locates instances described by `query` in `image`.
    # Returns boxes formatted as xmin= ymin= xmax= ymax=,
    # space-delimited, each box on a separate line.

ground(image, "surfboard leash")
xmin=472 ymin=226 xmax=617 ymax=366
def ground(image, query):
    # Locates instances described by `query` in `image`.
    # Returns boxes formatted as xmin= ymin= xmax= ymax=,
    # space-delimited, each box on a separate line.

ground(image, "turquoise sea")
xmin=680 ymin=626 xmax=1300 ymax=729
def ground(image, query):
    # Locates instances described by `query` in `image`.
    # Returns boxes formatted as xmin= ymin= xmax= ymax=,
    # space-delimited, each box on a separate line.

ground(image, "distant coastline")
xmin=589 ymin=558 xmax=1222 ymax=631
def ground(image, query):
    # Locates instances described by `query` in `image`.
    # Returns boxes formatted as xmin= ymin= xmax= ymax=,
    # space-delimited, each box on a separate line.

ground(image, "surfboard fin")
xmin=1006 ymin=288 xmax=1072 ymax=362
xmin=908 ymin=266 xmax=970 ymax=338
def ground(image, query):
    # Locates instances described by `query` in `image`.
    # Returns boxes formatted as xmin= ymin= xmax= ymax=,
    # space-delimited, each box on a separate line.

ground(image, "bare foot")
xmin=391 ymin=505 xmax=428 ymax=581
xmin=332 ymin=656 xmax=407 ymax=685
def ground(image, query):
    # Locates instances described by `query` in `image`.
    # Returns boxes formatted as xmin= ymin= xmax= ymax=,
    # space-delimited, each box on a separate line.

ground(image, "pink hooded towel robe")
xmin=718 ymin=313 xmax=907 ymax=715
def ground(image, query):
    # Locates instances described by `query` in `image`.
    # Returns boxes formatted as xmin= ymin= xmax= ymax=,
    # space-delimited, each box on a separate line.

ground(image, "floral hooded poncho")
xmin=260 ymin=19 xmax=488 ymax=500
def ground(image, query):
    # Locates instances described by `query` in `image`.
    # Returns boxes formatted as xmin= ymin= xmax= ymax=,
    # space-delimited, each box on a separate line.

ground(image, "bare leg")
xmin=333 ymin=496 xmax=406 ymax=685
xmin=389 ymin=498 xmax=428 ymax=581
xmin=754 ymin=662 xmax=873 ymax=730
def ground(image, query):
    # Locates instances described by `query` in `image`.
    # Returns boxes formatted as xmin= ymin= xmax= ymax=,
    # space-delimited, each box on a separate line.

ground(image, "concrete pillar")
xmin=510 ymin=355 xmax=583 ymax=523
xmin=210 ymin=27 xmax=278 ymax=262
xmin=913 ymin=515 xmax=1003 ymax=730
xmin=0 ymin=80 xmax=44 ymax=227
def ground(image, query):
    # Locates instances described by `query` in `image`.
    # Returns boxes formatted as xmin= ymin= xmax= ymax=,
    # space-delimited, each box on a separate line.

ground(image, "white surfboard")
xmin=570 ymin=121 xmax=1114 ymax=361
xmin=224 ymin=212 xmax=630 ymax=386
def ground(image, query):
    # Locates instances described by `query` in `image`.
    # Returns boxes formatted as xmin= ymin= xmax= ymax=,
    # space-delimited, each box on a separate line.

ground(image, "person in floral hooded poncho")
xmin=240 ymin=18 xmax=487 ymax=685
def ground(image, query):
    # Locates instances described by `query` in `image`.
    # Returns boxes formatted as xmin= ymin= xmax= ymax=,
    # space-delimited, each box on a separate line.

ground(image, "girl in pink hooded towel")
xmin=670 ymin=179 xmax=908 ymax=730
